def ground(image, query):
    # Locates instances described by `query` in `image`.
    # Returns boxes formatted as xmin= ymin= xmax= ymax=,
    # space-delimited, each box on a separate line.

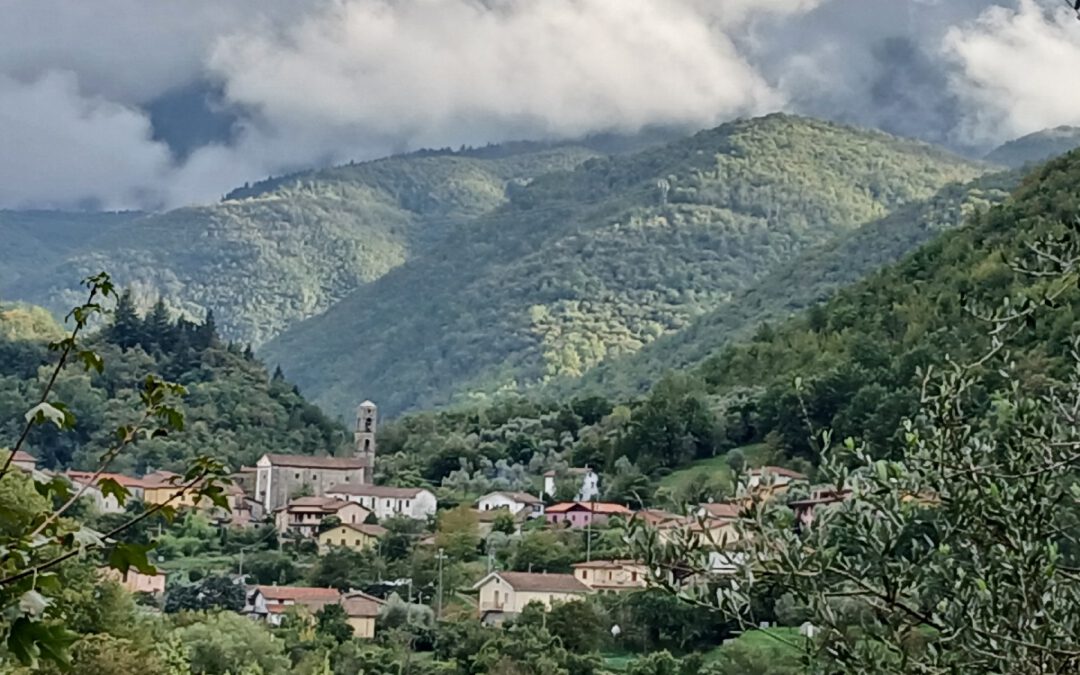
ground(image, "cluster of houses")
xmin=6 ymin=400 xmax=853 ymax=636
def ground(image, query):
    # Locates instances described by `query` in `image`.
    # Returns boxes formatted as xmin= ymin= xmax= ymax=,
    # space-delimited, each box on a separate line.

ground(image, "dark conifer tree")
xmin=108 ymin=290 xmax=142 ymax=350
xmin=145 ymin=298 xmax=173 ymax=353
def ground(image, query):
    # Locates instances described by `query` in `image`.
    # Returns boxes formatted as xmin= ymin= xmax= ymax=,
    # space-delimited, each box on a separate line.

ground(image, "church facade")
xmin=254 ymin=401 xmax=379 ymax=512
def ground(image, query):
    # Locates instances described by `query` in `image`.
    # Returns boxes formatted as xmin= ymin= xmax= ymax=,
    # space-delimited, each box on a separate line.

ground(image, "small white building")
xmin=543 ymin=467 xmax=599 ymax=501
xmin=325 ymin=484 xmax=437 ymax=521
xmin=476 ymin=491 xmax=544 ymax=517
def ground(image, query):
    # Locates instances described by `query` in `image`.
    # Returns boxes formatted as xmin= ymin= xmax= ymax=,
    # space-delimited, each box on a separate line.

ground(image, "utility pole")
xmin=436 ymin=547 xmax=446 ymax=620
xmin=586 ymin=497 xmax=595 ymax=562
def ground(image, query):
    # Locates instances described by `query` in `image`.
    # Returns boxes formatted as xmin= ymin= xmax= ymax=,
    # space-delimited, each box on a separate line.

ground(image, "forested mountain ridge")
xmin=2 ymin=144 xmax=604 ymax=347
xmin=263 ymin=114 xmax=989 ymax=418
xmin=559 ymin=169 xmax=1020 ymax=399
xmin=985 ymin=125 xmax=1080 ymax=169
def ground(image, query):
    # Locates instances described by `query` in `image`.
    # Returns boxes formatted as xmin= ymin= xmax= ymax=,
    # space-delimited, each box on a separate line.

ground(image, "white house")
xmin=542 ymin=467 xmax=599 ymax=501
xmin=476 ymin=491 xmax=544 ymax=517
xmin=325 ymin=484 xmax=437 ymax=521
xmin=744 ymin=466 xmax=808 ymax=491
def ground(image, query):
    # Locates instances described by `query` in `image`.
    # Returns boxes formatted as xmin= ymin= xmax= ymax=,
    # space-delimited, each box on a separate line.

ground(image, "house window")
xmin=295 ymin=473 xmax=300 ymax=479
xmin=312 ymin=474 xmax=318 ymax=480
xmin=341 ymin=538 xmax=345 ymax=545
xmin=344 ymin=476 xmax=350 ymax=482
xmin=351 ymin=514 xmax=357 ymax=523
xmin=631 ymin=572 xmax=638 ymax=582
xmin=386 ymin=499 xmax=392 ymax=509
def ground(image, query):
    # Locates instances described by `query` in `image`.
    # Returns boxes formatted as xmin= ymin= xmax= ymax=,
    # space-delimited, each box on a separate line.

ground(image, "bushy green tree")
xmin=172 ymin=611 xmax=290 ymax=675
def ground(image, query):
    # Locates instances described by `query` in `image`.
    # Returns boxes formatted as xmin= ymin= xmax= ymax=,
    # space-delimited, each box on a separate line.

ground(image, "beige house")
xmin=100 ymin=567 xmax=166 ymax=595
xmin=246 ymin=585 xmax=342 ymax=626
xmin=572 ymin=560 xmax=648 ymax=592
xmin=473 ymin=571 xmax=591 ymax=623
xmin=274 ymin=497 xmax=371 ymax=537
xmin=342 ymin=591 xmax=384 ymax=638
xmin=317 ymin=522 xmax=388 ymax=553
xmin=475 ymin=491 xmax=544 ymax=516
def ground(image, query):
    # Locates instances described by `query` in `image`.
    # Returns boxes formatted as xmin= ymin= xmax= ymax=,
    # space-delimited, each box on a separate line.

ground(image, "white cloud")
xmin=208 ymin=0 xmax=783 ymax=165
xmin=945 ymin=0 xmax=1080 ymax=145
xmin=0 ymin=72 xmax=172 ymax=210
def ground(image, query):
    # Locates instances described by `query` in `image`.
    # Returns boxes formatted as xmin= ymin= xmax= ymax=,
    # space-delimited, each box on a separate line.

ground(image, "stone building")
xmin=254 ymin=401 xmax=379 ymax=512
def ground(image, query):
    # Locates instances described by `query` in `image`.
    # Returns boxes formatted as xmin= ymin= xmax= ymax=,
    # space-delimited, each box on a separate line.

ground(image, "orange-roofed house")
xmin=546 ymin=502 xmax=633 ymax=529
xmin=473 ymin=571 xmax=592 ymax=624
xmin=274 ymin=497 xmax=372 ymax=538
xmin=66 ymin=471 xmax=149 ymax=514
xmin=317 ymin=522 xmax=387 ymax=554
xmin=341 ymin=591 xmax=385 ymax=638
xmin=246 ymin=585 xmax=342 ymax=626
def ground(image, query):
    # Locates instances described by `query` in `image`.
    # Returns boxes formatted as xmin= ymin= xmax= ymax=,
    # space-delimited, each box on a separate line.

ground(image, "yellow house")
xmin=572 ymin=560 xmax=648 ymax=592
xmin=473 ymin=571 xmax=591 ymax=623
xmin=141 ymin=471 xmax=201 ymax=508
xmin=342 ymin=591 xmax=384 ymax=638
xmin=317 ymin=523 xmax=388 ymax=554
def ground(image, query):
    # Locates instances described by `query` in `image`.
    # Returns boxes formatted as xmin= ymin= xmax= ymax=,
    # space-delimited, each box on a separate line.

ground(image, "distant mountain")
xmin=261 ymin=114 xmax=989 ymax=418
xmin=2 ymin=144 xmax=611 ymax=347
xmin=985 ymin=126 xmax=1080 ymax=169
xmin=558 ymin=170 xmax=1019 ymax=399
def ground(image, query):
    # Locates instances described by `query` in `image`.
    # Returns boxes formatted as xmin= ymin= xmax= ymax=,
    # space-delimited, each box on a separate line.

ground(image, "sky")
xmin=3 ymin=0 xmax=1080 ymax=211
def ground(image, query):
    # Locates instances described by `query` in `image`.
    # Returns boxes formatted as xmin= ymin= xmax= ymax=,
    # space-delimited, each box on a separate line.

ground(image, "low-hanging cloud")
xmin=3 ymin=0 xmax=1080 ymax=211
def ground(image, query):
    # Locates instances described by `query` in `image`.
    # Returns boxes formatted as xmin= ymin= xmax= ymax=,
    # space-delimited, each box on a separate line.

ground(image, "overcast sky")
xmin=2 ymin=0 xmax=1079 ymax=211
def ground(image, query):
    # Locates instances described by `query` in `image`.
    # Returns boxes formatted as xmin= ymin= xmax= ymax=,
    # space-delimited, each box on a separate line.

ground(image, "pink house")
xmin=545 ymin=502 xmax=633 ymax=529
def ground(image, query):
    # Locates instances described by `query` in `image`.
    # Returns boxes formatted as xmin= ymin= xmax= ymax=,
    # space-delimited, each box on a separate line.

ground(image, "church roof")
xmin=262 ymin=453 xmax=367 ymax=469
xmin=358 ymin=400 xmax=376 ymax=408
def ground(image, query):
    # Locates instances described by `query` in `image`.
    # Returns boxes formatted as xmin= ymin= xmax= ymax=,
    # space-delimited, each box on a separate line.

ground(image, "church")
xmin=254 ymin=400 xmax=378 ymax=512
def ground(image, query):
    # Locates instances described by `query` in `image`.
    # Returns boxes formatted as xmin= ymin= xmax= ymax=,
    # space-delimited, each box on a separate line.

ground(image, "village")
xmin=5 ymin=399 xmax=844 ymax=643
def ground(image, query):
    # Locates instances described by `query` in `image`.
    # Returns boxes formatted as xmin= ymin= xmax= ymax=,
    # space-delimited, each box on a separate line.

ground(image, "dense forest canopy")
xmin=0 ymin=294 xmax=348 ymax=474
xmin=263 ymin=114 xmax=988 ymax=418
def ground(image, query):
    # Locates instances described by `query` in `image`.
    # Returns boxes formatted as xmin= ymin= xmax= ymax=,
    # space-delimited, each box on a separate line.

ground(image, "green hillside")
xmin=985 ymin=126 xmax=1080 ymax=168
xmin=561 ymin=170 xmax=1019 ymax=399
xmin=262 ymin=114 xmax=988 ymax=418
xmin=3 ymin=145 xmax=603 ymax=347
xmin=691 ymin=149 xmax=1080 ymax=460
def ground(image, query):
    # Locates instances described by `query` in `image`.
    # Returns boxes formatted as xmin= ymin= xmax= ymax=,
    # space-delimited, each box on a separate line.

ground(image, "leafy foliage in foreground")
xmin=264 ymin=114 xmax=986 ymax=417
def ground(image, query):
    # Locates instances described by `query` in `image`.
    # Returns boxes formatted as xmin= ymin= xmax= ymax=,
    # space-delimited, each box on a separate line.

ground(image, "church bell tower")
xmin=354 ymin=400 xmax=377 ymax=479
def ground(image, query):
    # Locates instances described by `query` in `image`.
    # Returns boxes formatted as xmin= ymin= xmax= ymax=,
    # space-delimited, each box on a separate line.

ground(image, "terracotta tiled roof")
xmin=698 ymin=502 xmax=743 ymax=519
xmin=326 ymin=484 xmax=429 ymax=498
xmin=490 ymin=571 xmax=590 ymax=593
xmin=323 ymin=523 xmax=387 ymax=537
xmin=748 ymin=466 xmax=808 ymax=480
xmin=6 ymin=450 xmax=36 ymax=465
xmin=263 ymin=453 xmax=367 ymax=469
xmin=572 ymin=559 xmax=643 ymax=570
xmin=635 ymin=508 xmax=680 ymax=525
xmin=279 ymin=497 xmax=361 ymax=513
xmin=546 ymin=502 xmax=632 ymax=515
xmin=66 ymin=471 xmax=148 ymax=489
xmin=479 ymin=491 xmax=542 ymax=505
xmin=342 ymin=591 xmax=384 ymax=618
xmin=256 ymin=585 xmax=341 ymax=602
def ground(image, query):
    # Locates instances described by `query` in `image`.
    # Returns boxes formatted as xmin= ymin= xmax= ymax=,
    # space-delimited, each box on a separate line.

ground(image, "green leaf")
xmin=6 ymin=617 xmax=77 ymax=668
xmin=107 ymin=542 xmax=158 ymax=576
xmin=97 ymin=477 xmax=130 ymax=507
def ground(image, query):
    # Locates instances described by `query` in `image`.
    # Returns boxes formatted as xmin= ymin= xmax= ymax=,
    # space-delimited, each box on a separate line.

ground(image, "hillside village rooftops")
xmin=546 ymin=501 xmax=633 ymax=515
xmin=477 ymin=571 xmax=591 ymax=594
xmin=326 ymin=484 xmax=429 ymax=498
xmin=260 ymin=453 xmax=368 ymax=469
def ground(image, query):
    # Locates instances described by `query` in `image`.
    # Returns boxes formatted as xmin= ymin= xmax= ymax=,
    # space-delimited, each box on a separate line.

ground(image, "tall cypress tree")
xmin=145 ymin=298 xmax=173 ymax=353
